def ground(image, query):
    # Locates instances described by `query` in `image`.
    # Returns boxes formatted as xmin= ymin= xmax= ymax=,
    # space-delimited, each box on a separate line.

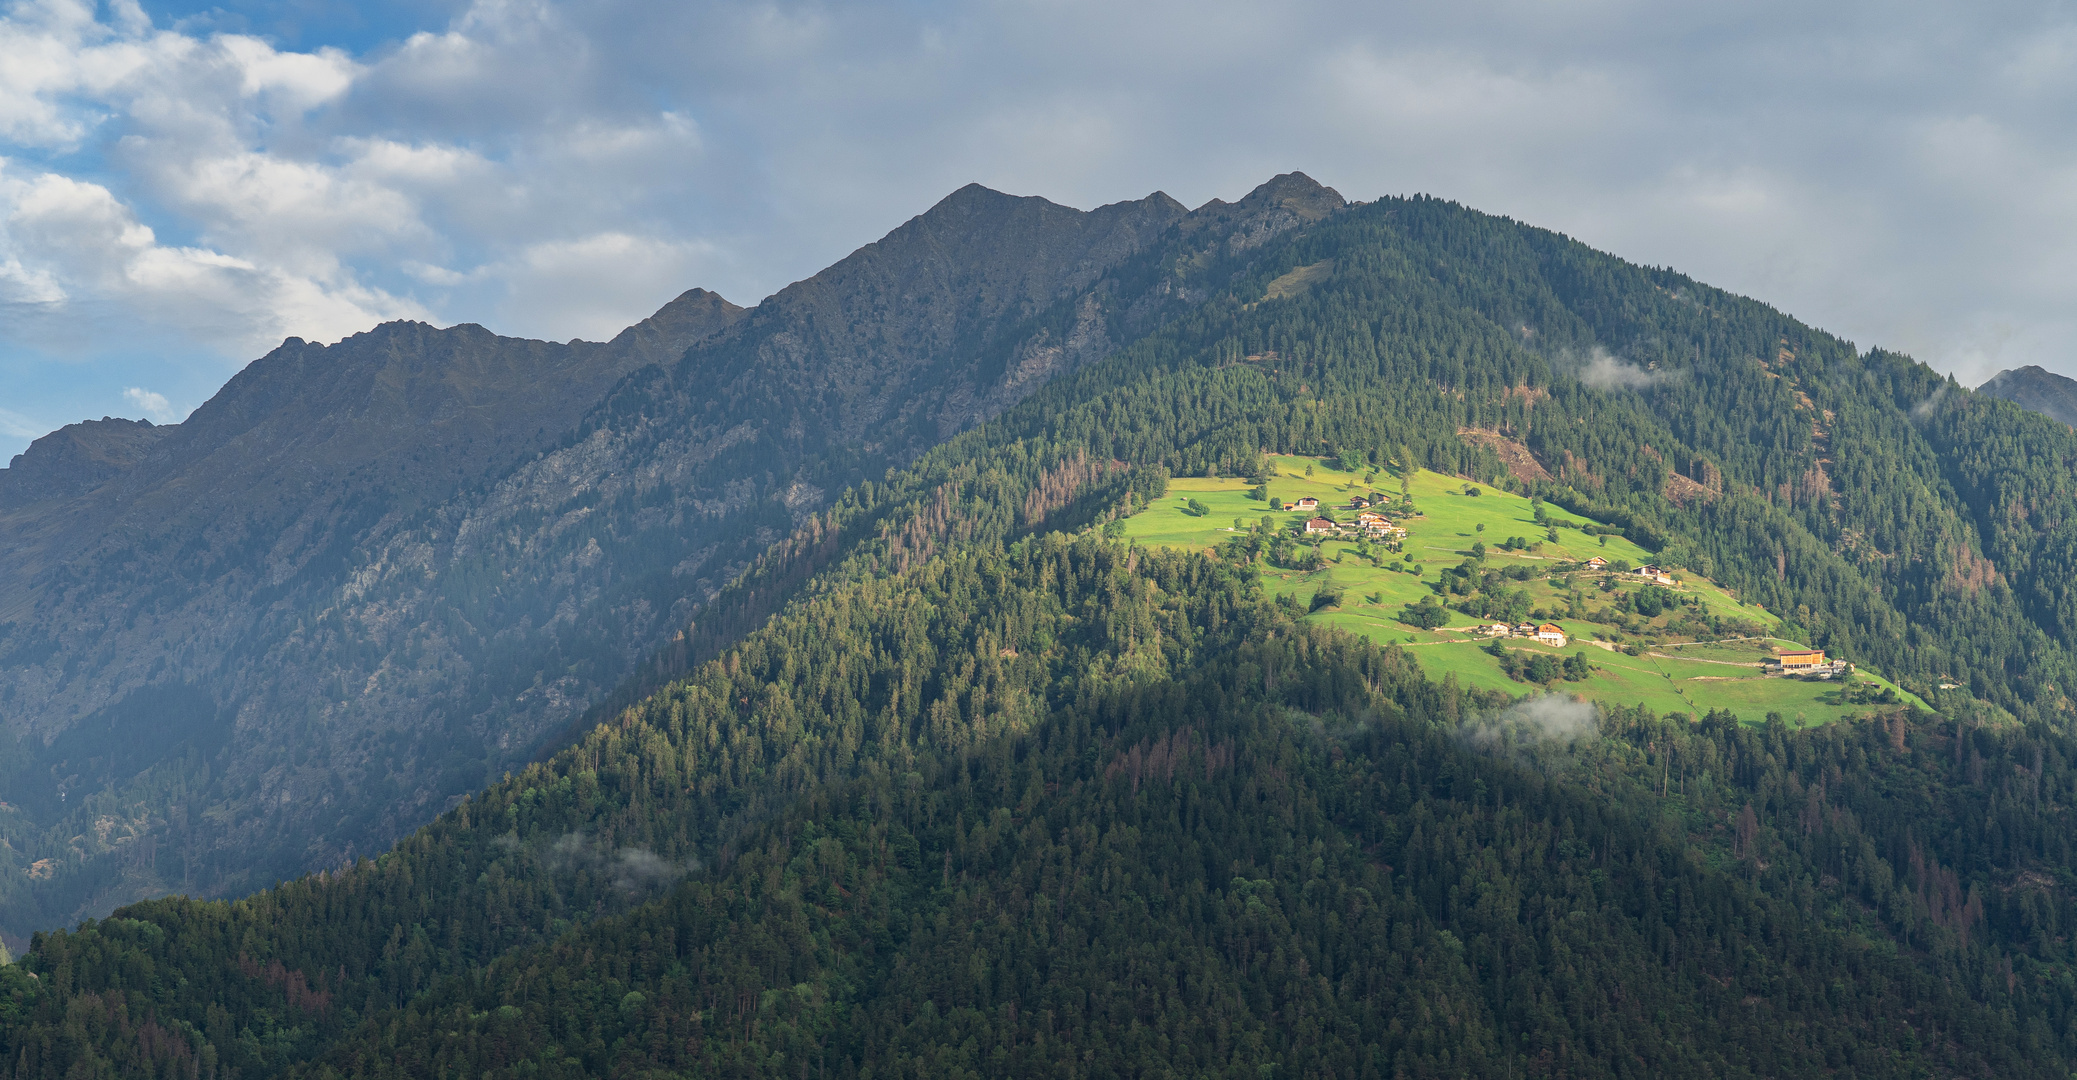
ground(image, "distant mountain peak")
xmin=0 ymin=416 xmax=172 ymax=508
xmin=606 ymin=288 xmax=745 ymax=352
xmin=0 ymin=172 xmax=1347 ymax=938
xmin=1139 ymin=190 xmax=1189 ymax=217
xmin=1235 ymin=171 xmax=1346 ymax=220
xmin=1978 ymin=364 xmax=2077 ymax=428
xmin=921 ymin=183 xmax=1193 ymax=230
xmin=917 ymin=182 xmax=1058 ymax=222
xmin=1192 ymin=171 xmax=1347 ymax=222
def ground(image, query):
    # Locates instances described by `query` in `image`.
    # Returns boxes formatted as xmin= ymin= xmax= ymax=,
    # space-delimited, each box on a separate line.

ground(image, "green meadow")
xmin=1126 ymin=454 xmax=1926 ymax=727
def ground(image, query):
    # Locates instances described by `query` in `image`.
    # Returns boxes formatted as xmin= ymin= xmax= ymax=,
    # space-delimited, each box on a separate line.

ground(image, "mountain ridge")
xmin=12 ymin=179 xmax=2077 ymax=1071
xmin=0 ymin=417 xmax=172 ymax=510
xmin=0 ymin=288 xmax=746 ymax=687
xmin=1979 ymin=363 xmax=2077 ymax=428
xmin=0 ymin=174 xmax=1341 ymax=939
xmin=12 ymin=177 xmax=2077 ymax=1076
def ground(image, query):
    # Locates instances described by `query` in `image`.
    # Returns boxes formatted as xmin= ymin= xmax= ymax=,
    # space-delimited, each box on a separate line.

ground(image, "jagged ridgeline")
xmin=8 ymin=188 xmax=2077 ymax=1075
xmin=0 ymin=177 xmax=1334 ymax=940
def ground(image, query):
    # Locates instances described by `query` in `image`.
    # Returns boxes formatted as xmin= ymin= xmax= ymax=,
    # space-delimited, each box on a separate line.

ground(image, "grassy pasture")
xmin=1126 ymin=454 xmax=1927 ymax=726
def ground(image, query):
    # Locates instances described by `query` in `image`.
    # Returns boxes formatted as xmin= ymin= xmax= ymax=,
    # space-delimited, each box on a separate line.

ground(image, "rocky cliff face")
xmin=0 ymin=289 xmax=747 ymax=719
xmin=0 ymin=291 xmax=744 ymax=936
xmin=1979 ymin=365 xmax=2077 ymax=429
xmin=0 ymin=174 xmax=1343 ymax=943
xmin=0 ymin=419 xmax=173 ymax=510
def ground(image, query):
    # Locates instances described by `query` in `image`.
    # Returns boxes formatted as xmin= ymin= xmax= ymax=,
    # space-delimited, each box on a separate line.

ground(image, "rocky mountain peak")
xmin=1189 ymin=171 xmax=1345 ymax=219
xmin=0 ymin=416 xmax=173 ymax=509
xmin=0 ymin=174 xmax=1329 ymax=939
xmin=1233 ymin=171 xmax=1347 ymax=220
xmin=1978 ymin=364 xmax=2077 ymax=428
xmin=607 ymin=288 xmax=745 ymax=354
xmin=1177 ymin=172 xmax=1347 ymax=254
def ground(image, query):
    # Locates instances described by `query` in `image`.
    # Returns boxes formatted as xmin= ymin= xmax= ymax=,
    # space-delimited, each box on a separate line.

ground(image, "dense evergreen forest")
xmin=10 ymin=192 xmax=2077 ymax=1076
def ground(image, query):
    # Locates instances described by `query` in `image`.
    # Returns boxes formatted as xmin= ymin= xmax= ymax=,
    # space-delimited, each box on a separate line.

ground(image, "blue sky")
xmin=5 ymin=0 xmax=2077 ymax=460
xmin=146 ymin=0 xmax=461 ymax=52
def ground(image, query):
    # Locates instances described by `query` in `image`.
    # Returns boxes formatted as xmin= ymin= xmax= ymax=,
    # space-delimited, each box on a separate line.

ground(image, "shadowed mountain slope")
xmin=17 ymin=182 xmax=2077 ymax=1076
xmin=0 ymin=418 xmax=173 ymax=510
xmin=0 ymin=175 xmax=1343 ymax=942
xmin=1 ymin=289 xmax=745 ymax=621
xmin=1980 ymin=364 xmax=2077 ymax=428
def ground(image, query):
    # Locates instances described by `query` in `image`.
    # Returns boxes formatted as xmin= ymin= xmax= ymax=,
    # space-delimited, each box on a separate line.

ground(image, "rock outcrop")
xmin=1978 ymin=365 xmax=2077 ymax=429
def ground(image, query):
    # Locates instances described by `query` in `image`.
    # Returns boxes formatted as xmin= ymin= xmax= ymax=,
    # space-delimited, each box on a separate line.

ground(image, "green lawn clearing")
xmin=1125 ymin=454 xmax=1929 ymax=727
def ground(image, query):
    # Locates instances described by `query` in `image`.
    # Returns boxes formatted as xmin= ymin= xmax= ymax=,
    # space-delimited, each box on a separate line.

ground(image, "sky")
xmin=3 ymin=0 xmax=2075 ymax=461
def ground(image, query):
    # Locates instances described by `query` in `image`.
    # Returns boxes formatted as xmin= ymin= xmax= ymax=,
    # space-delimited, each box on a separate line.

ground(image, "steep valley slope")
xmin=0 ymin=175 xmax=1347 ymax=943
xmin=11 ymin=182 xmax=2077 ymax=1075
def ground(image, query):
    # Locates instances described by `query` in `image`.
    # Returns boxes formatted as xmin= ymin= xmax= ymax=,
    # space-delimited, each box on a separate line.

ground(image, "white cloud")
xmin=0 ymin=252 xmax=63 ymax=303
xmin=150 ymin=150 xmax=426 ymax=269
xmin=402 ymin=259 xmax=470 ymax=286
xmin=121 ymin=385 xmax=173 ymax=420
xmin=4 ymin=0 xmax=2077 ymax=463
xmin=0 ymin=4 xmax=420 ymax=370
xmin=1460 ymin=695 xmax=1601 ymax=759
xmin=0 ymin=160 xmax=425 ymax=351
xmin=1577 ymin=348 xmax=1678 ymax=392
xmin=0 ymin=405 xmax=43 ymax=440
xmin=489 ymin=232 xmax=725 ymax=341
xmin=214 ymin=34 xmax=355 ymax=106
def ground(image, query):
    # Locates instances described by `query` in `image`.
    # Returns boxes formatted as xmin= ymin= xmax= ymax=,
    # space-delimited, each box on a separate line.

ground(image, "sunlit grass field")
xmin=1125 ymin=454 xmax=1925 ymax=726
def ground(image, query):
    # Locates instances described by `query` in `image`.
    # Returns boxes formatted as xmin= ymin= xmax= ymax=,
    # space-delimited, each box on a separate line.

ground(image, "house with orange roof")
xmin=1775 ymin=648 xmax=1826 ymax=670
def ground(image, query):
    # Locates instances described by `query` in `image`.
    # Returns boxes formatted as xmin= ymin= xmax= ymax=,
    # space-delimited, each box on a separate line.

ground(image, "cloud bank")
xmin=1575 ymin=347 xmax=1680 ymax=392
xmin=537 ymin=831 xmax=696 ymax=896
xmin=121 ymin=385 xmax=171 ymax=420
xmin=1460 ymin=695 xmax=1600 ymax=761
xmin=4 ymin=0 xmax=2077 ymax=457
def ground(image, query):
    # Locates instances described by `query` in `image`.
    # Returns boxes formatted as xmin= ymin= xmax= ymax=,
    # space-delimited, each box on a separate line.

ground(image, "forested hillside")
xmin=10 ymin=183 xmax=2077 ymax=1075
xmin=0 ymin=176 xmax=1338 ymax=943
